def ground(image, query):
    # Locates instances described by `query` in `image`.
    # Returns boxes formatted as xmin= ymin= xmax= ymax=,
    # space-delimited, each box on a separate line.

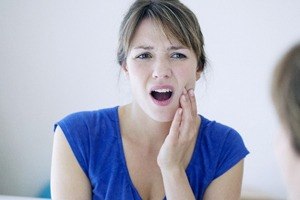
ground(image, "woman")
xmin=272 ymin=43 xmax=300 ymax=200
xmin=51 ymin=0 xmax=249 ymax=199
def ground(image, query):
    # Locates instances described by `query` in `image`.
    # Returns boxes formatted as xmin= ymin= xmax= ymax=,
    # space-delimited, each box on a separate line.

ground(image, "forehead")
xmin=130 ymin=18 xmax=183 ymax=48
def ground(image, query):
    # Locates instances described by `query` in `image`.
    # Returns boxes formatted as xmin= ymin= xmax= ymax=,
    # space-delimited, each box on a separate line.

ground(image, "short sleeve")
xmin=54 ymin=112 xmax=91 ymax=177
xmin=214 ymin=129 xmax=249 ymax=179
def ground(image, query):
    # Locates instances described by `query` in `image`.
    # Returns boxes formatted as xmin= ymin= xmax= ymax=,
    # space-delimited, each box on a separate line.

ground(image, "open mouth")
xmin=150 ymin=88 xmax=173 ymax=101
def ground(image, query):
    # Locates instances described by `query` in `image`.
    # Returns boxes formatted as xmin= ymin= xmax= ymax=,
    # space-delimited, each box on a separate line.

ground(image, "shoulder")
xmin=55 ymin=106 xmax=119 ymax=131
xmin=59 ymin=106 xmax=119 ymax=123
xmin=200 ymin=116 xmax=244 ymax=147
xmin=186 ymin=116 xmax=248 ymax=197
xmin=199 ymin=116 xmax=249 ymax=177
xmin=52 ymin=106 xmax=120 ymax=175
xmin=53 ymin=106 xmax=120 ymax=155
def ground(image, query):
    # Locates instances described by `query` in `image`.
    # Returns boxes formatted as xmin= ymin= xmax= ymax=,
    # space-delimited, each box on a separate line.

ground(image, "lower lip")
xmin=151 ymin=95 xmax=173 ymax=106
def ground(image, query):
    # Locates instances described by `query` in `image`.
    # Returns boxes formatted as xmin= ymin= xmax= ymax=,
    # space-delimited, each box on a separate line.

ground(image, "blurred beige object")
xmin=0 ymin=195 xmax=50 ymax=200
xmin=241 ymin=188 xmax=285 ymax=200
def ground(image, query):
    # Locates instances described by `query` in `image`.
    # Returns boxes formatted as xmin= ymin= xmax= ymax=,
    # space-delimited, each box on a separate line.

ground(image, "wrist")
xmin=160 ymin=165 xmax=185 ymax=178
xmin=160 ymin=166 xmax=195 ymax=200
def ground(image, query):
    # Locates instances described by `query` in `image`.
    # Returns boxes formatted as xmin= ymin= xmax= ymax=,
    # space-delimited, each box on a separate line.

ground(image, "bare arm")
xmin=160 ymin=167 xmax=195 ymax=200
xmin=51 ymin=126 xmax=92 ymax=200
xmin=158 ymin=89 xmax=245 ymax=199
xmin=203 ymin=160 xmax=244 ymax=200
xmin=157 ymin=89 xmax=198 ymax=200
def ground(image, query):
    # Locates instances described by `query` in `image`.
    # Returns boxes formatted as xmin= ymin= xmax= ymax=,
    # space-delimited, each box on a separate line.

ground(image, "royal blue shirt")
xmin=55 ymin=106 xmax=249 ymax=200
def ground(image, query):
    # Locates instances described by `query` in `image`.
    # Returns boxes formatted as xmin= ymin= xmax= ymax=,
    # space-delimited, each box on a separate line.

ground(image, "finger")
xmin=168 ymin=108 xmax=183 ymax=141
xmin=180 ymin=88 xmax=192 ymax=118
xmin=188 ymin=89 xmax=197 ymax=117
xmin=180 ymin=88 xmax=191 ymax=110
xmin=182 ymin=87 xmax=188 ymax=95
xmin=179 ymin=93 xmax=192 ymax=137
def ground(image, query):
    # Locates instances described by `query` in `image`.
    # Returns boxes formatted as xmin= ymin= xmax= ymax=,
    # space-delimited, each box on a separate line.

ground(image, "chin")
xmin=147 ymin=108 xmax=177 ymax=122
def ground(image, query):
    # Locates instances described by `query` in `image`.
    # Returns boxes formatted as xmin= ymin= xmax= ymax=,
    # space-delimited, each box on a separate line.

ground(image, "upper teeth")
xmin=154 ymin=89 xmax=172 ymax=93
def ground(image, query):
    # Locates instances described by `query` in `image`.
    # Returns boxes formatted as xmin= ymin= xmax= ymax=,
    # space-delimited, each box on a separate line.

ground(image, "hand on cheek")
xmin=157 ymin=88 xmax=199 ymax=171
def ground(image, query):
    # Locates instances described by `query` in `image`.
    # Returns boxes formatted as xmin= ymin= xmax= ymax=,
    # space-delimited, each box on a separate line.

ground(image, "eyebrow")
xmin=167 ymin=45 xmax=188 ymax=51
xmin=133 ymin=45 xmax=153 ymax=50
xmin=133 ymin=45 xmax=188 ymax=51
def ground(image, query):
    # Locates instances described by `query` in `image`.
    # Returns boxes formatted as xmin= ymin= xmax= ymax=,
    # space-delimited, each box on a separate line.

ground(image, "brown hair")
xmin=272 ymin=43 xmax=300 ymax=154
xmin=117 ymin=0 xmax=206 ymax=72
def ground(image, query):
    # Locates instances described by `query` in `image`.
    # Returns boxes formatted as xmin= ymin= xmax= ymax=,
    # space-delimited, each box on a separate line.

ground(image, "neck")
xmin=120 ymin=103 xmax=172 ymax=143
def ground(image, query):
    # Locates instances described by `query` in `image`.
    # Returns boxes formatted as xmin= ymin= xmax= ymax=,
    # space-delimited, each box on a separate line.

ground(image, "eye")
xmin=171 ymin=53 xmax=187 ymax=59
xmin=136 ymin=53 xmax=152 ymax=59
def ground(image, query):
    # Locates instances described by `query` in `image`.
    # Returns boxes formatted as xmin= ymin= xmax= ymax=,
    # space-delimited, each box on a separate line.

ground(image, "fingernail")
xmin=189 ymin=89 xmax=194 ymax=96
xmin=183 ymin=94 xmax=187 ymax=101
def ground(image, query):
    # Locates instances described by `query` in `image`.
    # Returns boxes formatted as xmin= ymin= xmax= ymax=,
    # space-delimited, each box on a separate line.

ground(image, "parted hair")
xmin=272 ymin=43 xmax=300 ymax=154
xmin=117 ymin=0 xmax=206 ymax=72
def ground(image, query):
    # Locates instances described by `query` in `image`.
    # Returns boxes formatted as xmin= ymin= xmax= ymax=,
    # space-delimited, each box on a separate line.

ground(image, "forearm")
xmin=161 ymin=167 xmax=195 ymax=200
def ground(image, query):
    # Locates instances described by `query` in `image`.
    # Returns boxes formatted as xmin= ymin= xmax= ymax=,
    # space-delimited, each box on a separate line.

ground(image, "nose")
xmin=152 ymin=59 xmax=172 ymax=79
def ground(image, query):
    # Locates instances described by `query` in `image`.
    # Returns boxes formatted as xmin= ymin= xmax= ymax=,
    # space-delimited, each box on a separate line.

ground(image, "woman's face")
xmin=124 ymin=18 xmax=201 ymax=122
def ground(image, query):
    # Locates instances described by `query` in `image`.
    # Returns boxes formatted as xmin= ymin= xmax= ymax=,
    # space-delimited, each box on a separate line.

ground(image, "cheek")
xmin=175 ymin=66 xmax=197 ymax=87
xmin=128 ymin=66 xmax=150 ymax=88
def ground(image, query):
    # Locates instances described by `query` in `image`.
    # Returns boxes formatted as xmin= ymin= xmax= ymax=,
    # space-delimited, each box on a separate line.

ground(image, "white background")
xmin=1 ymin=0 xmax=300 ymax=198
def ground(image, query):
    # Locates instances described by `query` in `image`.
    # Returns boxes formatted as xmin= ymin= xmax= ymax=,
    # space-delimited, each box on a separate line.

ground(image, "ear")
xmin=196 ymin=69 xmax=202 ymax=81
xmin=122 ymin=62 xmax=129 ymax=79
